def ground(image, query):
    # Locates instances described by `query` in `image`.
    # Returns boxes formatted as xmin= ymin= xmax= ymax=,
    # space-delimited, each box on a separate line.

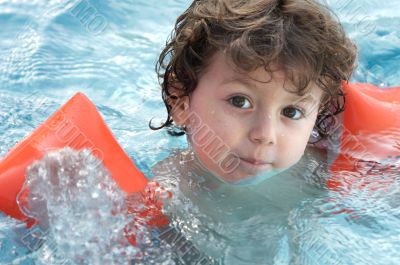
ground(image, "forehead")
xmin=203 ymin=51 xmax=323 ymax=102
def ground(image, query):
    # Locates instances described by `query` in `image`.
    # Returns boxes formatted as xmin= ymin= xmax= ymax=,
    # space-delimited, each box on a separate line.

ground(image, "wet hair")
xmin=151 ymin=0 xmax=357 ymax=141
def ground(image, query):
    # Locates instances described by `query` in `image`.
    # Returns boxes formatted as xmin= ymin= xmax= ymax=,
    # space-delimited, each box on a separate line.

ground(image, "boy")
xmin=151 ymin=0 xmax=356 ymax=186
xmin=148 ymin=0 xmax=358 ymax=262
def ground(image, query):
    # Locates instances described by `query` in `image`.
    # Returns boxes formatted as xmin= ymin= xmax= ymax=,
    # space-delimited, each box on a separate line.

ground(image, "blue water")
xmin=1 ymin=0 xmax=400 ymax=264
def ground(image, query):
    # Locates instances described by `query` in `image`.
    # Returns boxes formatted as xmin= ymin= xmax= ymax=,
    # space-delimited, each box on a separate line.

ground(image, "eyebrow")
xmin=289 ymin=95 xmax=318 ymax=105
xmin=220 ymin=77 xmax=259 ymax=90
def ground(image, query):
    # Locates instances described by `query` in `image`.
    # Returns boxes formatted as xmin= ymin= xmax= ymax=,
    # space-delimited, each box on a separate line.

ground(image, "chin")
xmin=216 ymin=167 xmax=287 ymax=186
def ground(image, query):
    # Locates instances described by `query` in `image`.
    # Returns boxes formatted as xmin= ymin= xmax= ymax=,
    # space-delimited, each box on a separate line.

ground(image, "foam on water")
xmin=14 ymin=148 xmax=171 ymax=265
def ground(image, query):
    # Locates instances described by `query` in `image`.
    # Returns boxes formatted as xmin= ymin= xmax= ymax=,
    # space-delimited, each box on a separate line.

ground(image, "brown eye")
xmin=282 ymin=107 xmax=304 ymax=120
xmin=229 ymin=96 xmax=252 ymax=109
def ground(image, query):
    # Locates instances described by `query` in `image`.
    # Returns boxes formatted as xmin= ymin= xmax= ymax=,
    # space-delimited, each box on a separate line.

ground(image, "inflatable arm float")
xmin=0 ymin=93 xmax=149 ymax=222
xmin=328 ymin=82 xmax=400 ymax=190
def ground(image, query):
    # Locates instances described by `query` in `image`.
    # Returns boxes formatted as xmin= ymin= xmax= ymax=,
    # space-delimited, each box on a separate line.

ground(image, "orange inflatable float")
xmin=328 ymin=82 xmax=400 ymax=191
xmin=0 ymin=92 xmax=149 ymax=223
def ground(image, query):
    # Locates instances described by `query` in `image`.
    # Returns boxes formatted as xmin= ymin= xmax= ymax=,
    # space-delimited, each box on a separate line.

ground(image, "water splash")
xmin=16 ymin=147 xmax=169 ymax=264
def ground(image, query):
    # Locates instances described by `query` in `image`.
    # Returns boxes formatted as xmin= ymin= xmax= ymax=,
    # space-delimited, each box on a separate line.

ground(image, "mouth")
xmin=239 ymin=157 xmax=273 ymax=170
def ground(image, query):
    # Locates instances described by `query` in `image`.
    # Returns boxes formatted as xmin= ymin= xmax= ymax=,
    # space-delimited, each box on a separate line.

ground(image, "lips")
xmin=240 ymin=157 xmax=272 ymax=165
xmin=238 ymin=157 xmax=273 ymax=173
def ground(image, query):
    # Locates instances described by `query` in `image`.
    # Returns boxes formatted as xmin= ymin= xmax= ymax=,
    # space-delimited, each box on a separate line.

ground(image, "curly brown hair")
xmin=152 ymin=0 xmax=357 ymax=140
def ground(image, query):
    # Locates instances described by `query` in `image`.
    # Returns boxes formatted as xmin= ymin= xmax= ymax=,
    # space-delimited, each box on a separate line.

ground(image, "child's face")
xmin=173 ymin=52 xmax=323 ymax=184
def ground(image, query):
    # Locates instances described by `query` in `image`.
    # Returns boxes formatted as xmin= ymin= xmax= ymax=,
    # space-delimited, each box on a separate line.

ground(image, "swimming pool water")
xmin=1 ymin=0 xmax=400 ymax=264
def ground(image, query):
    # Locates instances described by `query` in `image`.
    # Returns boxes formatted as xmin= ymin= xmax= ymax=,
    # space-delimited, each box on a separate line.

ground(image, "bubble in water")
xmin=15 ymin=147 xmax=168 ymax=264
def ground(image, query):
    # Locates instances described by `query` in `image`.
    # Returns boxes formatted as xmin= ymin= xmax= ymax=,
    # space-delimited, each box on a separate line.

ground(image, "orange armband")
xmin=0 ymin=93 xmax=149 ymax=223
xmin=328 ymin=82 xmax=400 ymax=191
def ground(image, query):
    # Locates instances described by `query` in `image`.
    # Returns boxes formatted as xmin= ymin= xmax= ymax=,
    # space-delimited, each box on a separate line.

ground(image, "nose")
xmin=248 ymin=113 xmax=277 ymax=145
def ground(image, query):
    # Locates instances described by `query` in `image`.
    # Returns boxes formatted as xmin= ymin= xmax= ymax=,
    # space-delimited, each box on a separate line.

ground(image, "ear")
xmin=169 ymin=94 xmax=190 ymax=126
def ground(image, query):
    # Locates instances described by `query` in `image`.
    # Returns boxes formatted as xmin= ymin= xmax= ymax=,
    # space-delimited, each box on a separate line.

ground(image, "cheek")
xmin=188 ymin=104 xmax=241 ymax=146
xmin=279 ymin=122 xmax=315 ymax=166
